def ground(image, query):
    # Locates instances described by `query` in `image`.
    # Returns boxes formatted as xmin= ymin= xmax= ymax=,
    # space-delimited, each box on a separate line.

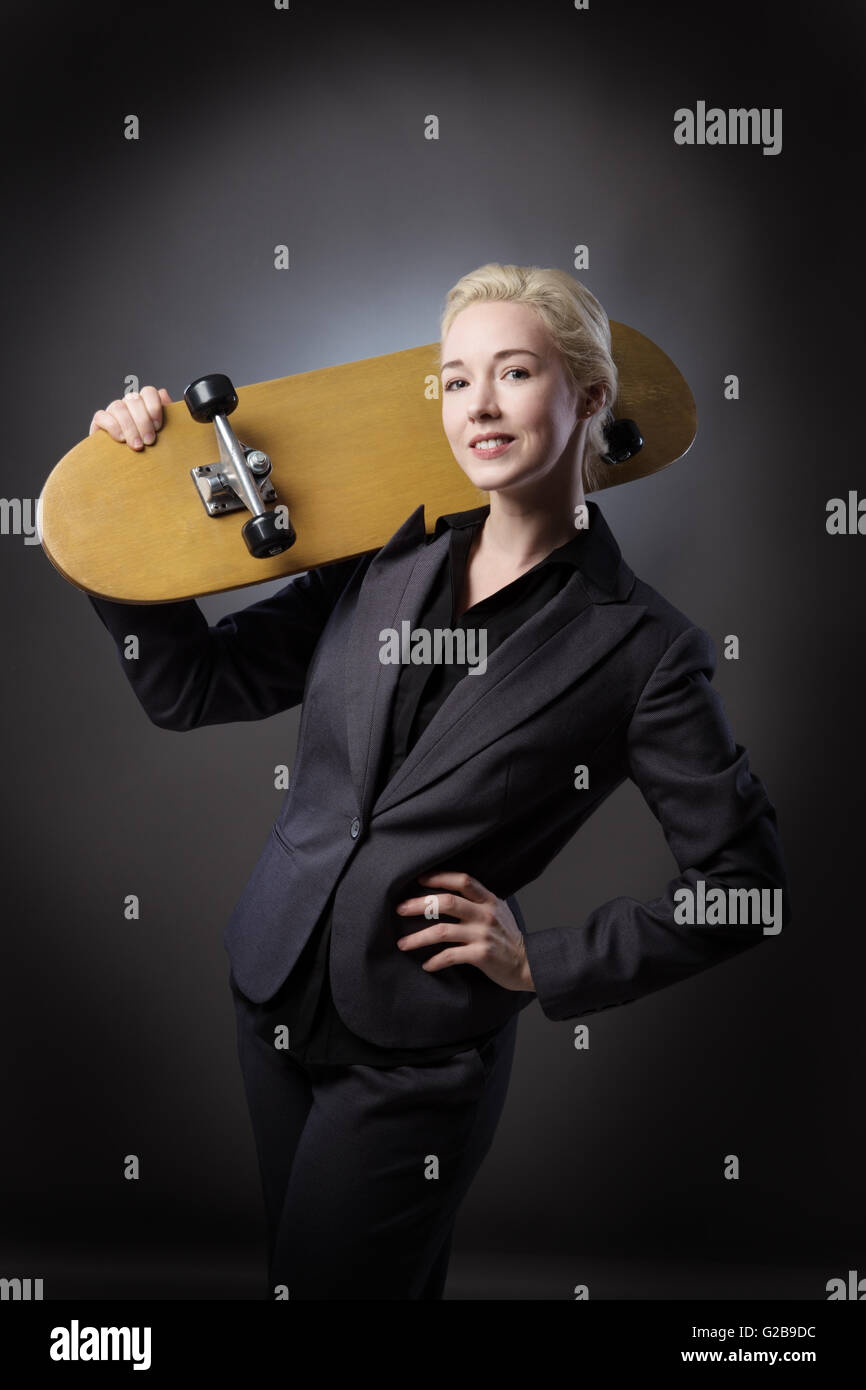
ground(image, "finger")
xmin=139 ymin=384 xmax=167 ymax=433
xmin=89 ymin=408 xmax=125 ymax=442
xmin=121 ymin=390 xmax=158 ymax=446
xmin=101 ymin=396 xmax=146 ymax=449
xmin=415 ymin=870 xmax=492 ymax=904
xmin=396 ymin=890 xmax=471 ymax=922
xmin=397 ymin=918 xmax=482 ymax=951
xmin=422 ymin=944 xmax=481 ymax=972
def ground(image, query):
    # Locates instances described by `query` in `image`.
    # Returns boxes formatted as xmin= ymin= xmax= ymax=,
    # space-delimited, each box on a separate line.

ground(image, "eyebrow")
xmin=440 ymin=348 xmax=542 ymax=372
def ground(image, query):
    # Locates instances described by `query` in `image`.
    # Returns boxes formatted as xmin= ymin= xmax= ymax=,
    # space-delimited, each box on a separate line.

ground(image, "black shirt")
xmin=244 ymin=505 xmax=592 ymax=1066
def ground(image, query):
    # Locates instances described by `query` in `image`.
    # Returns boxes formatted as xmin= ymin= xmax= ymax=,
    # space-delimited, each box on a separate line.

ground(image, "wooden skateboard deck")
xmin=38 ymin=325 xmax=696 ymax=603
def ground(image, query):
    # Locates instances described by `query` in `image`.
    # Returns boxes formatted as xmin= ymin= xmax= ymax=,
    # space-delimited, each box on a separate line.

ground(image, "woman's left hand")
xmin=395 ymin=870 xmax=535 ymax=992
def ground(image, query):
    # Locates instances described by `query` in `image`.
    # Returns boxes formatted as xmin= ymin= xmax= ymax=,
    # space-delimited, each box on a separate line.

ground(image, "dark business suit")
xmin=87 ymin=497 xmax=790 ymax=1297
xmin=252 ymin=504 xmax=590 ymax=1066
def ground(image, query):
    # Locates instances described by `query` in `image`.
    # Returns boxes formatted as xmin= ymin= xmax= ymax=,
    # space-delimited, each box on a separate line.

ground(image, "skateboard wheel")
xmin=242 ymin=510 xmax=297 ymax=558
xmin=184 ymin=374 xmax=239 ymax=423
xmin=602 ymin=418 xmax=643 ymax=465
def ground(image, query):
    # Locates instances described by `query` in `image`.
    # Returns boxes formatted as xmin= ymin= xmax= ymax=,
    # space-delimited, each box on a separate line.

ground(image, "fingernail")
xmin=132 ymin=437 xmax=142 ymax=448
xmin=143 ymin=431 xmax=155 ymax=444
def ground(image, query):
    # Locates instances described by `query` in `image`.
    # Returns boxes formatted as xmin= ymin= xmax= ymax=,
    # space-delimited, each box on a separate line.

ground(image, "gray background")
xmin=2 ymin=0 xmax=859 ymax=1299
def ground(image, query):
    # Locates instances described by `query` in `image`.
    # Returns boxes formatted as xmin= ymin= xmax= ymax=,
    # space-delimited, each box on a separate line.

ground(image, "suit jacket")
xmin=89 ymin=498 xmax=791 ymax=1048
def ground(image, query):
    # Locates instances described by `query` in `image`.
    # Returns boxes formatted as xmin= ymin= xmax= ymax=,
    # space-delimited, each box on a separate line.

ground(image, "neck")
xmin=477 ymin=479 xmax=588 ymax=570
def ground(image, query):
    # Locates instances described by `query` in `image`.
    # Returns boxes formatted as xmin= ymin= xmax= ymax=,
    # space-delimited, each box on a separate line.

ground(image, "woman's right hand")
xmin=89 ymin=386 xmax=173 ymax=451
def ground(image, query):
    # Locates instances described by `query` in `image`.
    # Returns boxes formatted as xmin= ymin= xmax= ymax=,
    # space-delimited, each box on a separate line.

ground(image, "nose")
xmin=466 ymin=382 xmax=502 ymax=421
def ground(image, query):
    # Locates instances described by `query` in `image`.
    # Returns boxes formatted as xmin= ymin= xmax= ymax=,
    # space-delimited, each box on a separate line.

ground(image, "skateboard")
xmin=37 ymin=325 xmax=696 ymax=603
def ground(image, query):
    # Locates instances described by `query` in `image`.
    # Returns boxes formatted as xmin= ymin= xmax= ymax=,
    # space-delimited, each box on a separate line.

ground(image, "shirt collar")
xmin=431 ymin=499 xmax=626 ymax=597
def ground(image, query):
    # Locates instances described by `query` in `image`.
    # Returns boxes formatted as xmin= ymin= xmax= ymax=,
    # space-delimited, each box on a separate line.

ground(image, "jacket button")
xmin=350 ymin=817 xmax=361 ymax=838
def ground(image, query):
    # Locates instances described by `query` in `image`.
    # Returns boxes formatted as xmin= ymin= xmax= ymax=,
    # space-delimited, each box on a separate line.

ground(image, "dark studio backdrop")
xmin=0 ymin=0 xmax=860 ymax=1302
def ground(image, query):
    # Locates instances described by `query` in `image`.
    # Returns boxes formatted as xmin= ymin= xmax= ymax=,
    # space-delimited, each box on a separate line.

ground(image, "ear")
xmin=582 ymin=383 xmax=607 ymax=418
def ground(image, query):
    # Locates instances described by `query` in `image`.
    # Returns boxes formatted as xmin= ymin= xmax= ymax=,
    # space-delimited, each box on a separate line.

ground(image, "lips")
xmin=469 ymin=433 xmax=515 ymax=447
xmin=468 ymin=436 xmax=515 ymax=459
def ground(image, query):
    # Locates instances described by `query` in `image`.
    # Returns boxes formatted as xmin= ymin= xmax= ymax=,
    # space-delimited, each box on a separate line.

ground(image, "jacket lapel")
xmin=344 ymin=503 xmax=441 ymax=812
xmin=344 ymin=500 xmax=646 ymax=818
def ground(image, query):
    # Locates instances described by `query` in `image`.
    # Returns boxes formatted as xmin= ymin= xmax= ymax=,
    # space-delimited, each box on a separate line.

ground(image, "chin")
xmin=453 ymin=457 xmax=521 ymax=488
xmin=458 ymin=470 xmax=508 ymax=495
xmin=476 ymin=466 xmax=538 ymax=493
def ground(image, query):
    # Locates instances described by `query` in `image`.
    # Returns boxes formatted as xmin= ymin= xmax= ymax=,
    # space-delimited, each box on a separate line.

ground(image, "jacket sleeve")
xmin=522 ymin=624 xmax=792 ymax=1021
xmin=86 ymin=551 xmax=375 ymax=730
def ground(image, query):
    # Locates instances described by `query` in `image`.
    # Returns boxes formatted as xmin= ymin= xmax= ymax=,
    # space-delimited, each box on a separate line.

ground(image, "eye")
xmin=443 ymin=367 xmax=530 ymax=391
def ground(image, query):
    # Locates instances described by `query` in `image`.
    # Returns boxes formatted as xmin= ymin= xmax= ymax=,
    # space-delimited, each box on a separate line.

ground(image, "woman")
xmin=87 ymin=263 xmax=789 ymax=1299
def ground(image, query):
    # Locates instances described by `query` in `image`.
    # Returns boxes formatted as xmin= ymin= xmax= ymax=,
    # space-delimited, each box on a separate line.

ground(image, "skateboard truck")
xmin=184 ymin=373 xmax=297 ymax=558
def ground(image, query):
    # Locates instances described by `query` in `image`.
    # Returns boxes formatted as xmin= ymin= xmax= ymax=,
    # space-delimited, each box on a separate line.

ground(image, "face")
xmin=440 ymin=300 xmax=592 ymax=496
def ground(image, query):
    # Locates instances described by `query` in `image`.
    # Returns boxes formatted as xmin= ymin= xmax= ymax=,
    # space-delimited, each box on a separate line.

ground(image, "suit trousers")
xmin=229 ymin=968 xmax=519 ymax=1299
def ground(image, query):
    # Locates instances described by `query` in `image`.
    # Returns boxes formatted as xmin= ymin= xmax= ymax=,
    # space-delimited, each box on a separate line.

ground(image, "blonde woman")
xmin=87 ymin=263 xmax=789 ymax=1299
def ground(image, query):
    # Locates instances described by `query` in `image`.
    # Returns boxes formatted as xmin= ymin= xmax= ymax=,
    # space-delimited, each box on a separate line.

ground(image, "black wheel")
xmin=184 ymin=374 xmax=238 ymax=423
xmin=242 ymin=510 xmax=297 ymax=558
xmin=602 ymin=418 xmax=643 ymax=465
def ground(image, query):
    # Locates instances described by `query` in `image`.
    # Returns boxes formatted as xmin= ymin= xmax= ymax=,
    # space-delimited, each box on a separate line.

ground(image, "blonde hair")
xmin=436 ymin=262 xmax=618 ymax=494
